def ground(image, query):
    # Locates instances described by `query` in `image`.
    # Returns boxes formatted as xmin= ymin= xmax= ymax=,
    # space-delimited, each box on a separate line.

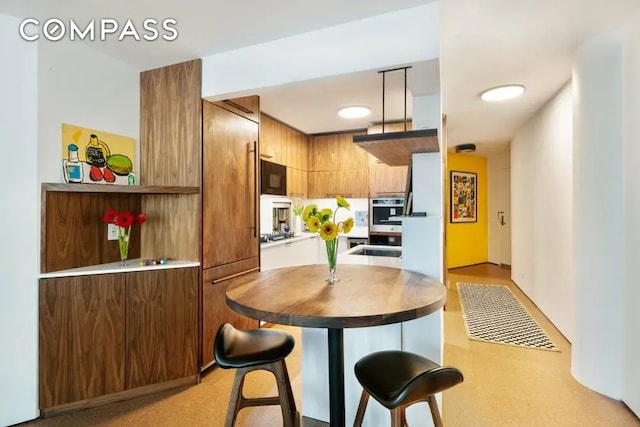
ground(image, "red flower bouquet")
xmin=103 ymin=208 xmax=146 ymax=265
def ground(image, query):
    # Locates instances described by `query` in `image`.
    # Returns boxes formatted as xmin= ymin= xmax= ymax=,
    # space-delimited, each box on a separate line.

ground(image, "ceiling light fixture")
xmin=455 ymin=143 xmax=476 ymax=153
xmin=480 ymin=84 xmax=525 ymax=102
xmin=338 ymin=106 xmax=371 ymax=119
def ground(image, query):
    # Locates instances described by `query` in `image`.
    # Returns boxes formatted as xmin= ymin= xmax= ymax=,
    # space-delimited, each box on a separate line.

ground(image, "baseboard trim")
xmin=40 ymin=375 xmax=199 ymax=418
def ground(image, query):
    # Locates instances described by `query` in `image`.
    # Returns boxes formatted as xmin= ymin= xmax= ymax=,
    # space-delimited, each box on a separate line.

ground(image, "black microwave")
xmin=260 ymin=160 xmax=287 ymax=196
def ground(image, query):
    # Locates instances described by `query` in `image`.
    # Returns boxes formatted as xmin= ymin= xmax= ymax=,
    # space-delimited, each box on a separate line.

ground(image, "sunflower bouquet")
xmin=301 ymin=195 xmax=354 ymax=282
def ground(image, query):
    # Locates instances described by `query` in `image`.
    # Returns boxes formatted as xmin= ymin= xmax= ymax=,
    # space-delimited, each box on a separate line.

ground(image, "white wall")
xmin=201 ymin=3 xmax=439 ymax=98
xmin=0 ymin=14 xmax=39 ymax=425
xmin=0 ymin=29 xmax=139 ymax=425
xmin=621 ymin=14 xmax=640 ymax=416
xmin=571 ymin=31 xmax=624 ymax=399
xmin=511 ymin=83 xmax=574 ymax=342
xmin=37 ymin=39 xmax=140 ymax=183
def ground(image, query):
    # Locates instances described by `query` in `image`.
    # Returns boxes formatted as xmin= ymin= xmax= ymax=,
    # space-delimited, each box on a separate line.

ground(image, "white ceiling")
xmin=2 ymin=0 xmax=639 ymax=152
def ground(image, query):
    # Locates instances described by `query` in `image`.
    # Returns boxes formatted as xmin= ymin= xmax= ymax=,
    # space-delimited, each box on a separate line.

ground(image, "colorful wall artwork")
xmin=450 ymin=170 xmax=477 ymax=223
xmin=61 ymin=123 xmax=136 ymax=185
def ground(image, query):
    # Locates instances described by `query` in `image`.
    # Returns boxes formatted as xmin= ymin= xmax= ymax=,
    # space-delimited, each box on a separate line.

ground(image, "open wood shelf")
xmin=42 ymin=183 xmax=200 ymax=194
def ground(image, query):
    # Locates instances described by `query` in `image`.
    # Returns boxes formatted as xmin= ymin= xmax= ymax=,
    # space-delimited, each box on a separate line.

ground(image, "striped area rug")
xmin=457 ymin=283 xmax=558 ymax=351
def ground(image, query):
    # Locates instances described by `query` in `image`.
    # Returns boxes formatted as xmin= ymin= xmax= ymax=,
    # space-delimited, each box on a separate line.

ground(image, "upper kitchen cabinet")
xmin=212 ymin=95 xmax=260 ymax=124
xmin=368 ymin=122 xmax=411 ymax=197
xmin=202 ymin=100 xmax=259 ymax=271
xmin=308 ymin=131 xmax=369 ymax=198
xmin=260 ymin=114 xmax=309 ymax=198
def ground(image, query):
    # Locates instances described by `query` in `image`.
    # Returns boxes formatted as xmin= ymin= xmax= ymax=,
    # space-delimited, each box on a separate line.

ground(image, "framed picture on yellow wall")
xmin=450 ymin=170 xmax=477 ymax=223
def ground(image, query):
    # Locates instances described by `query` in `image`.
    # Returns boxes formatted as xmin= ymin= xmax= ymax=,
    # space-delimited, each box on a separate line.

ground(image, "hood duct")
xmin=353 ymin=66 xmax=439 ymax=166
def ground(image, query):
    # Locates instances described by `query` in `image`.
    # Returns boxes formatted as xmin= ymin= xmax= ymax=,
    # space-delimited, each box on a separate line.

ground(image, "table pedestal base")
xmin=328 ymin=328 xmax=345 ymax=427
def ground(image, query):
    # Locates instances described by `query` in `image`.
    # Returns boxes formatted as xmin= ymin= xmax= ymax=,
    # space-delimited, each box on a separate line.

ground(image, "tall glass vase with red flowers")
xmin=102 ymin=208 xmax=146 ymax=265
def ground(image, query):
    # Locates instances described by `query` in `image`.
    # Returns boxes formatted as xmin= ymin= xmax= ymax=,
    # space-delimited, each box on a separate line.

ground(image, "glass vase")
xmin=118 ymin=226 xmax=130 ymax=266
xmin=325 ymin=238 xmax=339 ymax=283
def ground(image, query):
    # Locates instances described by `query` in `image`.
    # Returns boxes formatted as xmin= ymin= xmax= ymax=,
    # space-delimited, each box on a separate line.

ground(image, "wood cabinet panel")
xmin=369 ymin=164 xmax=408 ymax=197
xmin=203 ymin=101 xmax=259 ymax=270
xmin=42 ymin=192 xmax=142 ymax=273
xmin=140 ymin=59 xmax=202 ymax=187
xmin=39 ymin=275 xmax=126 ymax=408
xmin=213 ymin=95 xmax=260 ymax=124
xmin=309 ymin=131 xmax=368 ymax=171
xmin=202 ymin=267 xmax=260 ymax=368
xmin=260 ymin=114 xmax=309 ymax=170
xmin=308 ymin=170 xmax=368 ymax=198
xmin=287 ymin=167 xmax=308 ymax=199
xmin=126 ymin=268 xmax=198 ymax=389
xmin=259 ymin=114 xmax=281 ymax=164
xmin=139 ymin=58 xmax=202 ymax=265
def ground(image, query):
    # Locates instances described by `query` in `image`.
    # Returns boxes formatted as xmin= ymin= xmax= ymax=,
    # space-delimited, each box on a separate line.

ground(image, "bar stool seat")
xmin=214 ymin=323 xmax=298 ymax=427
xmin=353 ymin=350 xmax=463 ymax=427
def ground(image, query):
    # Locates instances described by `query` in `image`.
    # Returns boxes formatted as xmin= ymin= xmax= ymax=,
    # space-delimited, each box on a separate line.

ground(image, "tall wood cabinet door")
xmin=39 ymin=275 xmax=126 ymax=408
xmin=201 ymin=268 xmax=259 ymax=369
xmin=203 ymin=102 xmax=259 ymax=269
xmin=126 ymin=268 xmax=198 ymax=389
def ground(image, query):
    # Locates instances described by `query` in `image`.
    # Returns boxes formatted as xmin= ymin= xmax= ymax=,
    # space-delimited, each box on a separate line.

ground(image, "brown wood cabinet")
xmin=201 ymin=266 xmax=258 ymax=368
xmin=287 ymin=167 xmax=308 ymax=199
xmin=260 ymin=114 xmax=309 ymax=199
xmin=126 ymin=268 xmax=198 ymax=389
xmin=203 ymin=101 xmax=259 ymax=270
xmin=307 ymin=131 xmax=369 ymax=198
xmin=201 ymin=100 xmax=260 ymax=369
xmin=39 ymin=274 xmax=126 ymax=409
xmin=38 ymin=267 xmax=198 ymax=415
xmin=308 ymin=131 xmax=369 ymax=172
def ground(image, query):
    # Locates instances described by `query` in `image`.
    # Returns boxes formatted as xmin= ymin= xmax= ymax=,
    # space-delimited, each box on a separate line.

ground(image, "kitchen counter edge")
xmin=39 ymin=259 xmax=201 ymax=279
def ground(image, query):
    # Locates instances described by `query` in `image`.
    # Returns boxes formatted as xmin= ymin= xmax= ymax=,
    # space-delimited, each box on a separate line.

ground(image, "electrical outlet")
xmin=108 ymin=223 xmax=119 ymax=240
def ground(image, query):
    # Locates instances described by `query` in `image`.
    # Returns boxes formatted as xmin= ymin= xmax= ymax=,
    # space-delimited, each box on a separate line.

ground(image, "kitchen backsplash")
xmin=259 ymin=195 xmax=369 ymax=237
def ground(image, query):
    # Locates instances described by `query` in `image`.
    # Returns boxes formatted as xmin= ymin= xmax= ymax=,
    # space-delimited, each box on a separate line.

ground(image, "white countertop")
xmin=40 ymin=259 xmax=201 ymax=279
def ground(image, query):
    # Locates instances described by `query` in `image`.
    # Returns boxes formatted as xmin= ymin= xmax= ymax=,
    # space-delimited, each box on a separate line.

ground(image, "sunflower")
xmin=336 ymin=195 xmax=350 ymax=209
xmin=318 ymin=208 xmax=333 ymax=223
xmin=342 ymin=217 xmax=354 ymax=234
xmin=306 ymin=216 xmax=321 ymax=232
xmin=319 ymin=221 xmax=338 ymax=240
xmin=302 ymin=204 xmax=317 ymax=221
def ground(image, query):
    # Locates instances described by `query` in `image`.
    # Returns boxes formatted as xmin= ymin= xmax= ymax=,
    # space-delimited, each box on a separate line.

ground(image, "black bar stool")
xmin=214 ymin=323 xmax=298 ymax=427
xmin=353 ymin=350 xmax=463 ymax=427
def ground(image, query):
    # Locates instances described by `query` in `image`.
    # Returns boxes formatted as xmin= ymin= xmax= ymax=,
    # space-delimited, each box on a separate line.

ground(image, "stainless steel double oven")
xmin=369 ymin=197 xmax=403 ymax=246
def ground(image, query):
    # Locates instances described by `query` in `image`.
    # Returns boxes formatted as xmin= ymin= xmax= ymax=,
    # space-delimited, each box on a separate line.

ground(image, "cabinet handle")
xmin=260 ymin=153 xmax=273 ymax=159
xmin=326 ymin=193 xmax=353 ymax=198
xmin=250 ymin=141 xmax=257 ymax=238
xmin=212 ymin=267 xmax=260 ymax=284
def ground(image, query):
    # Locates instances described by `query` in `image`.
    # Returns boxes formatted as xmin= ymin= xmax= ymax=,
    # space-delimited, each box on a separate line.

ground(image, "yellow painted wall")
xmin=447 ymin=153 xmax=488 ymax=268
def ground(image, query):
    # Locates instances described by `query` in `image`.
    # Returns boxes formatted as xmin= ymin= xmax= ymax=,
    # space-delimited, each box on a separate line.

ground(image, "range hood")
xmin=353 ymin=66 xmax=439 ymax=166
xmin=353 ymin=128 xmax=438 ymax=167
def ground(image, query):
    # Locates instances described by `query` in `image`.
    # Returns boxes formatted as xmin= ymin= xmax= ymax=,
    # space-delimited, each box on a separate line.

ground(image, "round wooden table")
xmin=225 ymin=264 xmax=447 ymax=427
